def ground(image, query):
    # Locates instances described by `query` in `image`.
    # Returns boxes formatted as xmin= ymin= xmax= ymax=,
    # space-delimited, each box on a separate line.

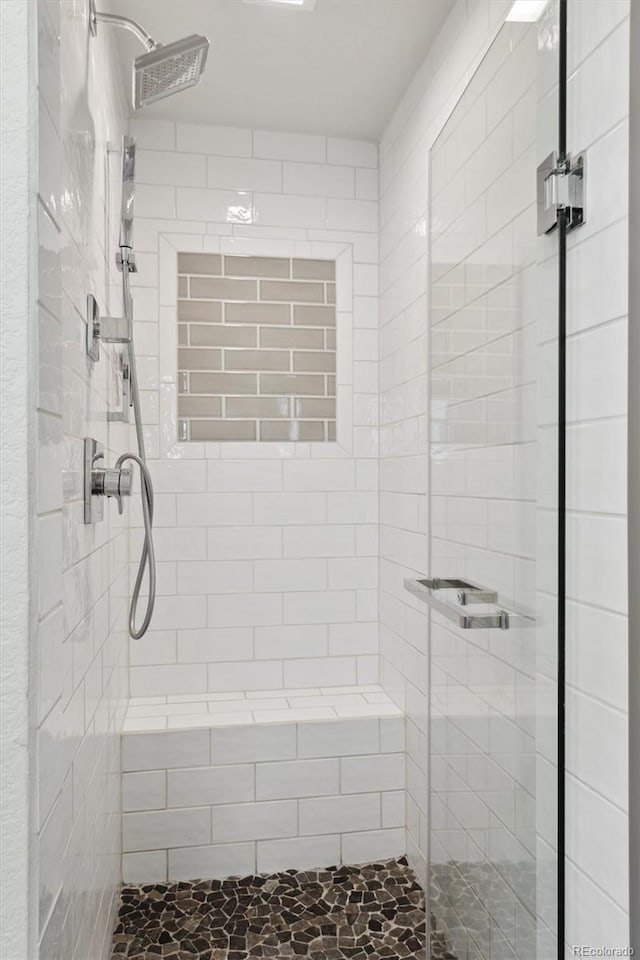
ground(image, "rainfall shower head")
xmin=133 ymin=35 xmax=209 ymax=108
xmin=89 ymin=2 xmax=209 ymax=109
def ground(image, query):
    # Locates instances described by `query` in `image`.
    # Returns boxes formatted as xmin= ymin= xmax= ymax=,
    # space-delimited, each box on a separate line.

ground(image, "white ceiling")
xmin=106 ymin=0 xmax=454 ymax=140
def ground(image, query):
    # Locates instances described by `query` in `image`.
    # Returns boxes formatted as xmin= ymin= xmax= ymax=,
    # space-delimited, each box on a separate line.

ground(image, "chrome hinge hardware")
xmin=537 ymin=151 xmax=586 ymax=236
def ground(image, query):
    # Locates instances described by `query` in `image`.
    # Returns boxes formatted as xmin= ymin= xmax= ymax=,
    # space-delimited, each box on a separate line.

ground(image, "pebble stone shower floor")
xmin=110 ymin=856 xmax=440 ymax=960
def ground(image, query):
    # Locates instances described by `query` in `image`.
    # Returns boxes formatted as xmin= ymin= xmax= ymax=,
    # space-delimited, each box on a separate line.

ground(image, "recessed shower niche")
xmin=176 ymin=253 xmax=337 ymax=442
xmin=156 ymin=235 xmax=355 ymax=456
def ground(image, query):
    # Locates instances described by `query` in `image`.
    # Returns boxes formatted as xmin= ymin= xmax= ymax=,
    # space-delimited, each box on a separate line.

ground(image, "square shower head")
xmin=133 ymin=35 xmax=209 ymax=109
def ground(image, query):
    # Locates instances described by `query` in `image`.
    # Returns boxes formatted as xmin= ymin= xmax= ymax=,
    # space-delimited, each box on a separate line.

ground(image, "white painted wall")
xmin=0 ymin=3 xmax=37 ymax=957
xmin=125 ymin=119 xmax=380 ymax=700
xmin=33 ymin=2 xmax=130 ymax=957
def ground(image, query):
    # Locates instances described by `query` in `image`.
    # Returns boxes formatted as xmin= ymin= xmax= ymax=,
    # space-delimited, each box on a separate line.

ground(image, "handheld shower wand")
xmin=89 ymin=1 xmax=210 ymax=109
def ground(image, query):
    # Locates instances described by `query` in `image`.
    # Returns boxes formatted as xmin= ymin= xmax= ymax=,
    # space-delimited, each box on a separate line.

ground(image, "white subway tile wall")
xmin=177 ymin=253 xmax=337 ymax=442
xmin=565 ymin=0 xmax=630 ymax=947
xmin=121 ymin=715 xmax=405 ymax=881
xmin=379 ymin=0 xmax=515 ymax=894
xmin=35 ymin=3 xmax=130 ymax=959
xmin=128 ymin=120 xmax=379 ymax=699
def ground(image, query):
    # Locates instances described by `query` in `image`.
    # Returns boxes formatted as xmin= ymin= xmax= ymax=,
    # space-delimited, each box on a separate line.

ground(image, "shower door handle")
xmin=403 ymin=577 xmax=534 ymax=630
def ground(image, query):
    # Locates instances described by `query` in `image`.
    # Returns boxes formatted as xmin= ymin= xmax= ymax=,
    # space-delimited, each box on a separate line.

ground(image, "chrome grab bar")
xmin=403 ymin=577 xmax=535 ymax=630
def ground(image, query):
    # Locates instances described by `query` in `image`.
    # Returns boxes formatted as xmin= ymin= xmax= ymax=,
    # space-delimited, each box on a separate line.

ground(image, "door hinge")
xmin=537 ymin=151 xmax=586 ymax=236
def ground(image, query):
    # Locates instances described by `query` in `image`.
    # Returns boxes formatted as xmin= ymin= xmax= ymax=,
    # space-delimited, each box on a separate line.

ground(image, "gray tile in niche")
xmin=189 ymin=372 xmax=258 ymax=395
xmin=260 ymin=420 xmax=326 ymax=442
xmin=190 ymin=420 xmax=256 ymax=442
xmin=292 ymin=351 xmax=336 ymax=373
xmin=292 ymin=258 xmax=336 ymax=280
xmin=225 ymin=397 xmax=293 ymax=419
xmin=178 ymin=396 xmax=222 ymax=417
xmin=225 ymin=302 xmax=291 ymax=325
xmin=261 ymin=280 xmax=325 ymax=303
xmin=293 ymin=304 xmax=336 ymax=326
xmin=178 ymin=253 xmax=222 ymax=275
xmin=178 ymin=347 xmax=223 ymax=371
xmin=259 ymin=326 xmax=325 ymax=350
xmin=178 ymin=299 xmax=223 ymax=322
xmin=190 ymin=277 xmax=258 ymax=301
xmin=224 ymin=349 xmax=290 ymax=372
xmin=292 ymin=398 xmax=335 ymax=418
xmin=225 ymin=255 xmax=290 ymax=278
xmin=260 ymin=373 xmax=326 ymax=395
xmin=189 ymin=324 xmax=257 ymax=348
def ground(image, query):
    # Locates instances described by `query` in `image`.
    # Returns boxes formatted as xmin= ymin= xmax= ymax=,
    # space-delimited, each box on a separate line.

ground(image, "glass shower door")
xmin=422 ymin=3 xmax=563 ymax=958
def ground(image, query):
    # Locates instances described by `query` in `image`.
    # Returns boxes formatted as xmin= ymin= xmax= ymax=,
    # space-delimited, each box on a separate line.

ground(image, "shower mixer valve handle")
xmin=91 ymin=465 xmax=133 ymax=515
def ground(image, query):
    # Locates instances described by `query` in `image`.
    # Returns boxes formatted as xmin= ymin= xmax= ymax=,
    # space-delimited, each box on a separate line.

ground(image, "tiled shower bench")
xmin=121 ymin=685 xmax=406 ymax=883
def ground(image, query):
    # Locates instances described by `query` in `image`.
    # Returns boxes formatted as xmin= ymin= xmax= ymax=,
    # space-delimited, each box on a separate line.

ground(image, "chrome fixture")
xmin=89 ymin=1 xmax=209 ymax=109
xmin=84 ymin=136 xmax=156 ymax=640
xmin=86 ymin=293 xmax=130 ymax=360
xmin=537 ymin=150 xmax=586 ymax=235
xmin=84 ymin=439 xmax=133 ymax=522
xmin=84 ymin=439 xmax=106 ymax=524
xmin=404 ymin=577 xmax=535 ymax=630
xmin=108 ymin=351 xmax=131 ymax=424
xmin=120 ymin=136 xmax=136 ymax=253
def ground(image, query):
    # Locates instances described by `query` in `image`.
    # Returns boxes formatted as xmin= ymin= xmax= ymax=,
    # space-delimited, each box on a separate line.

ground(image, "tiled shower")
xmin=0 ymin=0 xmax=634 ymax=959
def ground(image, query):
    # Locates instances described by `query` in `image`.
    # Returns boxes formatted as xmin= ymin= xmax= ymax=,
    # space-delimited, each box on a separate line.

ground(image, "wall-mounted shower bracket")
xmin=84 ymin=437 xmax=133 ymax=524
xmin=89 ymin=0 xmax=155 ymax=49
xmin=116 ymin=249 xmax=137 ymax=273
xmin=537 ymin=151 xmax=586 ymax=235
xmin=108 ymin=350 xmax=131 ymax=424
xmin=86 ymin=293 xmax=130 ymax=361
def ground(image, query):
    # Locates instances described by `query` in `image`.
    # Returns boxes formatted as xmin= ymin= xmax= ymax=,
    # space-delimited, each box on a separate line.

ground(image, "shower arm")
xmin=89 ymin=2 xmax=157 ymax=51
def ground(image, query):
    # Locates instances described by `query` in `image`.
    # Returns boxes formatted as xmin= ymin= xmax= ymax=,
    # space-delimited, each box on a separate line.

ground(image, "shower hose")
xmin=120 ymin=257 xmax=156 ymax=639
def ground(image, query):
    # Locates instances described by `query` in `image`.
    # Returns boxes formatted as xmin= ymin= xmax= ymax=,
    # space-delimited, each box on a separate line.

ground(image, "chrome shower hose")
xmin=116 ymin=451 xmax=155 ymax=639
xmin=121 ymin=257 xmax=156 ymax=639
